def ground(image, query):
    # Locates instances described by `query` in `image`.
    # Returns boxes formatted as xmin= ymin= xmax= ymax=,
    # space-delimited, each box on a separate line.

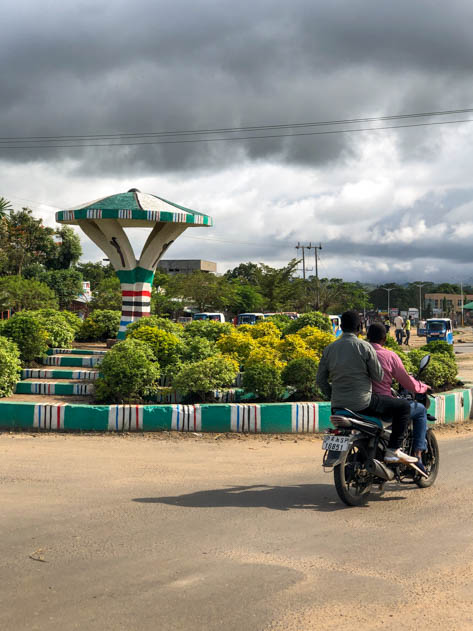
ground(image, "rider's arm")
xmin=366 ymin=345 xmax=384 ymax=384
xmin=316 ymin=349 xmax=332 ymax=400
xmin=391 ymin=353 xmax=428 ymax=394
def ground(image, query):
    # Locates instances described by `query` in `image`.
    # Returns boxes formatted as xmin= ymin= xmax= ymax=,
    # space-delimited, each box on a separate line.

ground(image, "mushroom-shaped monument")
xmin=56 ymin=189 xmax=212 ymax=339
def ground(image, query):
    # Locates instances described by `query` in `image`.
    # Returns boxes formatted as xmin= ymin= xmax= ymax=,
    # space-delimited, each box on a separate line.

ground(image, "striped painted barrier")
xmin=22 ymin=369 xmax=100 ymax=380
xmin=15 ymin=382 xmax=94 ymax=396
xmin=46 ymin=348 xmax=107 ymax=356
xmin=44 ymin=355 xmax=102 ymax=367
xmin=0 ymin=388 xmax=471 ymax=433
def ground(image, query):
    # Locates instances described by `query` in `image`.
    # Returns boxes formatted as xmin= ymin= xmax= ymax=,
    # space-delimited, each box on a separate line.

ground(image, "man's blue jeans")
xmin=410 ymin=401 xmax=427 ymax=451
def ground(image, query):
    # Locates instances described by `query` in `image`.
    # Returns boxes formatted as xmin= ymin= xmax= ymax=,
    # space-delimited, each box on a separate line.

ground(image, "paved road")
xmin=2 ymin=430 xmax=473 ymax=631
xmin=455 ymin=342 xmax=473 ymax=355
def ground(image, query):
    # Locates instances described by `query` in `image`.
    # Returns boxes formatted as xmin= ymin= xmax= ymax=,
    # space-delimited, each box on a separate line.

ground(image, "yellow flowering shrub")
xmin=238 ymin=321 xmax=281 ymax=340
xmin=245 ymin=344 xmax=286 ymax=371
xmin=302 ymin=328 xmax=335 ymax=359
xmin=278 ymin=334 xmax=317 ymax=362
xmin=216 ymin=330 xmax=258 ymax=364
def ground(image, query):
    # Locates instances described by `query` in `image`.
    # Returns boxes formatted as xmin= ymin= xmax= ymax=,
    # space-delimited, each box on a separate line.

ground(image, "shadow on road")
xmin=133 ymin=483 xmax=408 ymax=512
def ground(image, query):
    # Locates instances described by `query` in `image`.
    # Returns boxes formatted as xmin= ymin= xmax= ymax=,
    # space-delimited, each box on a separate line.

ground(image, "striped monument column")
xmin=116 ymin=267 xmax=155 ymax=339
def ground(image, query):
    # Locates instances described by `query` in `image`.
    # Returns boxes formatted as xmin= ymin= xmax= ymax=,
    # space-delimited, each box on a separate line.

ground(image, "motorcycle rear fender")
xmin=322 ymin=433 xmax=360 ymax=468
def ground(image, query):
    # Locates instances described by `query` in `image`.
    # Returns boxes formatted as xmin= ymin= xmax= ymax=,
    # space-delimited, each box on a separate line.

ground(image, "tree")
xmin=224 ymin=262 xmax=261 ymax=285
xmin=228 ymin=281 xmax=265 ymax=313
xmin=42 ymin=269 xmax=83 ymax=310
xmin=46 ymin=226 xmax=82 ymax=270
xmin=0 ymin=208 xmax=56 ymax=276
xmin=172 ymin=271 xmax=235 ymax=312
xmin=89 ymin=276 xmax=122 ymax=311
xmin=0 ymin=197 xmax=12 ymax=220
xmin=75 ymin=261 xmax=115 ymax=290
xmin=0 ymin=276 xmax=58 ymax=311
xmin=257 ymin=259 xmax=300 ymax=311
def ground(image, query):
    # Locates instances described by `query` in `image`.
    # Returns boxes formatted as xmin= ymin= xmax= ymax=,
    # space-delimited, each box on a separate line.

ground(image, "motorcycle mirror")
xmin=418 ymin=354 xmax=431 ymax=373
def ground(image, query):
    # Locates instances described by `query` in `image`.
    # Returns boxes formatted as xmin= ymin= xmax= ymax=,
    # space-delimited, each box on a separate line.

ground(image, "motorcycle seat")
xmin=332 ymin=408 xmax=385 ymax=429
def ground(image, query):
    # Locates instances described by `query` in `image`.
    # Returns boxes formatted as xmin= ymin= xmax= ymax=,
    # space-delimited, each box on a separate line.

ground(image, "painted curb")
xmin=15 ymin=382 xmax=94 ymax=396
xmin=46 ymin=348 xmax=107 ymax=356
xmin=21 ymin=369 xmax=100 ymax=380
xmin=0 ymin=388 xmax=471 ymax=433
xmin=44 ymin=356 xmax=102 ymax=367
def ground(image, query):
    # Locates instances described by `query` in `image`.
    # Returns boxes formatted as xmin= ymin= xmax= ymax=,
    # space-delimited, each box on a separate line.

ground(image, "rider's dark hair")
xmin=367 ymin=322 xmax=387 ymax=343
xmin=340 ymin=310 xmax=360 ymax=333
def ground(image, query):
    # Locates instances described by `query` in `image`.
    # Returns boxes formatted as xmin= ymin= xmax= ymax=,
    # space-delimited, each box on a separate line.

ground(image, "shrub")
xmin=58 ymin=311 xmax=83 ymax=335
xmin=179 ymin=337 xmax=218 ymax=363
xmin=285 ymin=311 xmax=332 ymax=335
xmin=171 ymin=355 xmax=239 ymax=401
xmin=278 ymin=334 xmax=317 ymax=362
xmin=32 ymin=309 xmax=76 ymax=348
xmin=408 ymin=349 xmax=457 ymax=389
xmin=127 ymin=325 xmax=182 ymax=370
xmin=126 ymin=316 xmax=183 ymax=337
xmin=298 ymin=327 xmax=335 ymax=359
xmin=265 ymin=314 xmax=292 ymax=334
xmin=77 ymin=310 xmax=121 ymax=341
xmin=282 ymin=356 xmax=320 ymax=399
xmin=238 ymin=321 xmax=281 ymax=340
xmin=0 ymin=336 xmax=22 ymax=397
xmin=94 ymin=339 xmax=160 ymax=403
xmin=217 ymin=330 xmax=258 ymax=364
xmin=242 ymin=360 xmax=284 ymax=401
xmin=421 ymin=340 xmax=455 ymax=358
xmin=245 ymin=345 xmax=286 ymax=370
xmin=183 ymin=319 xmax=233 ymax=342
xmin=2 ymin=312 xmax=49 ymax=362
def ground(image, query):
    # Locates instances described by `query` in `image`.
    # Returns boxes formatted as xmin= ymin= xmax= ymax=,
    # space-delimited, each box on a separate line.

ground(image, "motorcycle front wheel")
xmin=334 ymin=440 xmax=373 ymax=506
xmin=415 ymin=428 xmax=439 ymax=488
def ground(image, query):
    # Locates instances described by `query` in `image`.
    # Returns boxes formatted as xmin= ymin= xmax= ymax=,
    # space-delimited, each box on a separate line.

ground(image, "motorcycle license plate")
xmin=322 ymin=435 xmax=351 ymax=451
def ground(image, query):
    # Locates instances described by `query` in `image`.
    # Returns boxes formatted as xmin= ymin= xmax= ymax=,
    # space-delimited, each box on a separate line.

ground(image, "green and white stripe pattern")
xmin=2 ymin=389 xmax=470 ymax=433
xmin=44 ymin=355 xmax=102 ymax=367
xmin=56 ymin=191 xmax=212 ymax=227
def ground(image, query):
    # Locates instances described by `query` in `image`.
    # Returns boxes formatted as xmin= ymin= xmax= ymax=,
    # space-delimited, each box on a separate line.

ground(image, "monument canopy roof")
xmin=56 ymin=189 xmax=212 ymax=227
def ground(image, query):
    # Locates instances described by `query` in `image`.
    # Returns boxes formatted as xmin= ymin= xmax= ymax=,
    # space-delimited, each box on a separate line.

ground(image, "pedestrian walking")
xmin=404 ymin=316 xmax=412 ymax=346
xmin=384 ymin=316 xmax=391 ymax=335
xmin=394 ymin=314 xmax=404 ymax=345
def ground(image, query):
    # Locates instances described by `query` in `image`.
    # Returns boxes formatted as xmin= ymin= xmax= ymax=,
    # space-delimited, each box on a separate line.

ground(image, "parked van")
xmin=237 ymin=313 xmax=265 ymax=325
xmin=426 ymin=318 xmax=453 ymax=344
xmin=192 ymin=312 xmax=226 ymax=323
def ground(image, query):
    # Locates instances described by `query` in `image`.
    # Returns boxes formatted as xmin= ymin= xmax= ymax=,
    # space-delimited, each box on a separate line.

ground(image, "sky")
xmin=2 ymin=0 xmax=473 ymax=284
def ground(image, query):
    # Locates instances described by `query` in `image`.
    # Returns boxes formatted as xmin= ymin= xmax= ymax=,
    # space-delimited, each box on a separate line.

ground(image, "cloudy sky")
xmin=2 ymin=0 xmax=473 ymax=283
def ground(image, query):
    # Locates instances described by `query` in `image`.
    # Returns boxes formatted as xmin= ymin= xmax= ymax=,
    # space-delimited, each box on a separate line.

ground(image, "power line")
xmin=1 ymin=111 xmax=473 ymax=150
xmin=1 ymin=107 xmax=472 ymax=142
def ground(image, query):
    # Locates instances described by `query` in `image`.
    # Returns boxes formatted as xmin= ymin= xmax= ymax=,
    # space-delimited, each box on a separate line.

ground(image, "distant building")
xmin=157 ymin=259 xmax=217 ymax=275
xmin=424 ymin=293 xmax=473 ymax=317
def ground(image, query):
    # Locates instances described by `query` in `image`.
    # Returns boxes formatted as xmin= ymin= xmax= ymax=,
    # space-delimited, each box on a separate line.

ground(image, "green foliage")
xmin=229 ymin=283 xmax=264 ymax=313
xmin=281 ymin=356 xmax=320 ymax=399
xmin=184 ymin=319 xmax=233 ymax=342
xmin=421 ymin=340 xmax=455 ymax=357
xmin=58 ymin=310 xmax=82 ymax=334
xmin=126 ymin=316 xmax=183 ymax=337
xmin=179 ymin=337 xmax=218 ymax=363
xmin=297 ymin=326 xmax=335 ymax=359
xmin=89 ymin=276 xmax=121 ymax=311
xmin=242 ymin=360 xmax=284 ymax=401
xmin=2 ymin=311 xmax=49 ymax=362
xmin=40 ymin=268 xmax=83 ymax=309
xmin=46 ymin=226 xmax=82 ymax=270
xmin=285 ymin=311 xmax=332 ymax=335
xmin=0 ymin=336 xmax=21 ymax=397
xmin=75 ymin=262 xmax=115 ymax=290
xmin=127 ymin=326 xmax=182 ymax=370
xmin=0 ymin=276 xmax=58 ymax=311
xmin=94 ymin=339 xmax=160 ymax=403
xmin=32 ymin=309 xmax=76 ymax=348
xmin=265 ymin=314 xmax=292 ymax=334
xmin=77 ymin=310 xmax=120 ymax=341
xmin=278 ymin=334 xmax=316 ymax=362
xmin=409 ymin=348 xmax=457 ymax=389
xmin=171 ymin=355 xmax=239 ymax=401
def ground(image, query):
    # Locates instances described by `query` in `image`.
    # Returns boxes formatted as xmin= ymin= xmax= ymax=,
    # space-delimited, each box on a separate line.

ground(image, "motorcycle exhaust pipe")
xmin=367 ymin=459 xmax=395 ymax=481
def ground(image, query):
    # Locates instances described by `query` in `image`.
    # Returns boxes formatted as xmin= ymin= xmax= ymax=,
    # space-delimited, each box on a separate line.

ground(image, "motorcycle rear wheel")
xmin=334 ymin=440 xmax=372 ymax=506
xmin=415 ymin=428 xmax=439 ymax=488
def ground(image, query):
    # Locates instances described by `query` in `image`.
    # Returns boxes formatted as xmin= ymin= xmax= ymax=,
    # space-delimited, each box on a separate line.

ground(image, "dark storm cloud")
xmin=2 ymin=0 xmax=473 ymax=173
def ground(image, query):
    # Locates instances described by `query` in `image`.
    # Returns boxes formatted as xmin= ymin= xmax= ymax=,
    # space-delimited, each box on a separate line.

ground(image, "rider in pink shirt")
xmin=367 ymin=323 xmax=430 ymax=466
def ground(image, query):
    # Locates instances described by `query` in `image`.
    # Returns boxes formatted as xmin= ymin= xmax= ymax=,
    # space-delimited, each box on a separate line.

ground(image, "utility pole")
xmin=295 ymin=242 xmax=311 ymax=280
xmin=414 ymin=283 xmax=427 ymax=321
xmin=380 ymin=287 xmax=394 ymax=318
xmin=461 ymin=281 xmax=464 ymax=327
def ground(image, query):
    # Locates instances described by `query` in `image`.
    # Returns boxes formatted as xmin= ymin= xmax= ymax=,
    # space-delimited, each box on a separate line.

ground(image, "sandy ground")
xmin=2 ymin=425 xmax=473 ymax=631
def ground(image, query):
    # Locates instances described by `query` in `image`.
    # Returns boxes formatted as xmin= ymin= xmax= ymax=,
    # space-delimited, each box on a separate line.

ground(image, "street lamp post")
xmin=380 ymin=287 xmax=394 ymax=318
xmin=414 ymin=283 xmax=427 ymax=321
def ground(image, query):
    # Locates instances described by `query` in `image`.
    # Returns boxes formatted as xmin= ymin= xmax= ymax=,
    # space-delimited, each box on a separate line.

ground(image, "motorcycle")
xmin=322 ymin=355 xmax=440 ymax=506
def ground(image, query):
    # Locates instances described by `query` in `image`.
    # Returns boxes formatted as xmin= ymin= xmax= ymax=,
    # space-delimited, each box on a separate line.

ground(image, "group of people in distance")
xmin=383 ymin=314 xmax=413 ymax=346
xmin=316 ymin=311 xmax=429 ymax=474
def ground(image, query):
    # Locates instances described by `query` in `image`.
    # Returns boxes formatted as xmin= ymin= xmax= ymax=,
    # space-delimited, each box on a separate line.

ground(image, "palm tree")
xmin=0 ymin=197 xmax=12 ymax=219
